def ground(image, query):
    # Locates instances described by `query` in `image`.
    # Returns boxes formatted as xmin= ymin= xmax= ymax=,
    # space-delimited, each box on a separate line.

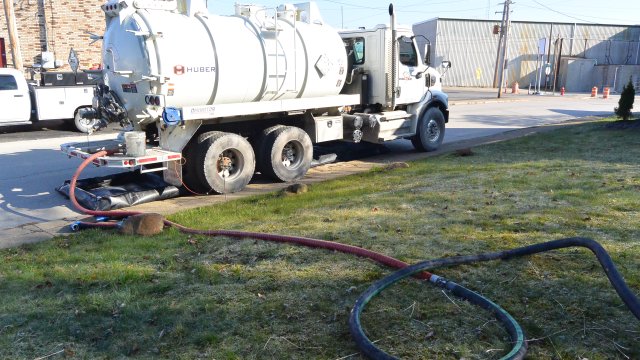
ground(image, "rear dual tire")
xmin=181 ymin=125 xmax=313 ymax=194
xmin=256 ymin=126 xmax=313 ymax=182
xmin=183 ymin=131 xmax=255 ymax=194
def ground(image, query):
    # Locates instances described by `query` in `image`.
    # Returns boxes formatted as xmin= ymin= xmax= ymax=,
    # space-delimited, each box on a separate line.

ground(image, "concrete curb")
xmin=449 ymin=97 xmax=527 ymax=106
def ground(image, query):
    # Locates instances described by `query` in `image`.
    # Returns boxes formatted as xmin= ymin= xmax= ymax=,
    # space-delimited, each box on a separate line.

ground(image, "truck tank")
xmin=100 ymin=0 xmax=348 ymax=125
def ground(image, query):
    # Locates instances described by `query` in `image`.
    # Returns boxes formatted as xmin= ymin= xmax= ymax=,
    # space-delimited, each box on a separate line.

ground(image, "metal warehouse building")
xmin=413 ymin=18 xmax=640 ymax=93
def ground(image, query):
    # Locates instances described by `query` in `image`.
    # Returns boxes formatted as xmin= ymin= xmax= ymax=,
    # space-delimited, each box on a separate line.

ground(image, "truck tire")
xmin=181 ymin=134 xmax=206 ymax=194
xmin=254 ymin=125 xmax=286 ymax=173
xmin=411 ymin=107 xmax=445 ymax=152
xmin=259 ymin=126 xmax=313 ymax=182
xmin=183 ymin=131 xmax=234 ymax=193
xmin=195 ymin=132 xmax=256 ymax=194
xmin=73 ymin=107 xmax=98 ymax=133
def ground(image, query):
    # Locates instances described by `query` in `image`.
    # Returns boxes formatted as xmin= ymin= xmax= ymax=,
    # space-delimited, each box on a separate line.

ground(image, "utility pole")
xmin=497 ymin=0 xmax=512 ymax=98
xmin=492 ymin=1 xmax=508 ymax=88
xmin=2 ymin=0 xmax=24 ymax=70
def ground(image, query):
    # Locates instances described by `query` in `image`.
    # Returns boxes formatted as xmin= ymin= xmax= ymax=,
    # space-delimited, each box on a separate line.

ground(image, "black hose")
xmin=349 ymin=262 xmax=527 ymax=360
xmin=501 ymin=237 xmax=639 ymax=320
xmin=349 ymin=237 xmax=640 ymax=359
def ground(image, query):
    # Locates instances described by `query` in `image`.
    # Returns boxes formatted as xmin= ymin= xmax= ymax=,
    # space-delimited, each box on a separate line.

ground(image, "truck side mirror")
xmin=424 ymin=44 xmax=431 ymax=67
xmin=441 ymin=60 xmax=452 ymax=69
xmin=411 ymin=34 xmax=431 ymax=67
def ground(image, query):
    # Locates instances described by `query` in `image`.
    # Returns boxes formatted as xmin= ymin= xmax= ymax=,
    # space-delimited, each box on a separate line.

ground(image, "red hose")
xmin=69 ymin=150 xmax=143 ymax=218
xmin=70 ymin=151 xmax=432 ymax=280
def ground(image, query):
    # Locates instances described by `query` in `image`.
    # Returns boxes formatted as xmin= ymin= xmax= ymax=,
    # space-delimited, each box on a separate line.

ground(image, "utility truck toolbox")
xmin=309 ymin=116 xmax=343 ymax=143
xmin=63 ymin=0 xmax=451 ymax=196
xmin=33 ymin=86 xmax=93 ymax=121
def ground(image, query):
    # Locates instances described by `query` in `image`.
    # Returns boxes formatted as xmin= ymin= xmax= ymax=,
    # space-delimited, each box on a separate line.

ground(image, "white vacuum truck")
xmin=62 ymin=0 xmax=451 ymax=194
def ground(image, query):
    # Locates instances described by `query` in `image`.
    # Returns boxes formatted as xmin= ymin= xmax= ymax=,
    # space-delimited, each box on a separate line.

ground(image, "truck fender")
xmin=428 ymin=89 xmax=449 ymax=123
xmin=407 ymin=89 xmax=449 ymax=135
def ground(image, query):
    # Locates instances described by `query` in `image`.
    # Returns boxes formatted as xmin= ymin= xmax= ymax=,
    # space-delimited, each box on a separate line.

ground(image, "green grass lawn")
xmin=1 ymin=119 xmax=639 ymax=359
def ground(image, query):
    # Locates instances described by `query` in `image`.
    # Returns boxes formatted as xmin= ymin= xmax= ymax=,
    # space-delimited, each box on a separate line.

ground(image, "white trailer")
xmin=0 ymin=68 xmax=99 ymax=132
xmin=62 ymin=0 xmax=451 ymax=194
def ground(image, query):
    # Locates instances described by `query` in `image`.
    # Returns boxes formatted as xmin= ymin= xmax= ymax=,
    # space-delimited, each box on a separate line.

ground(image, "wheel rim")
xmin=217 ymin=149 xmax=243 ymax=180
xmin=75 ymin=113 xmax=96 ymax=131
xmin=78 ymin=117 xmax=94 ymax=127
xmin=426 ymin=118 xmax=441 ymax=142
xmin=281 ymin=141 xmax=303 ymax=169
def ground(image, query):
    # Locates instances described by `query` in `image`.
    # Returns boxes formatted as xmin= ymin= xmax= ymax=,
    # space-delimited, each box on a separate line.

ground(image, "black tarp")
xmin=57 ymin=172 xmax=181 ymax=211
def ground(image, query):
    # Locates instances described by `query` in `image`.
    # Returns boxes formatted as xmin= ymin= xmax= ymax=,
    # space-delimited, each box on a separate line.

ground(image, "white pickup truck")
xmin=0 ymin=67 xmax=98 ymax=132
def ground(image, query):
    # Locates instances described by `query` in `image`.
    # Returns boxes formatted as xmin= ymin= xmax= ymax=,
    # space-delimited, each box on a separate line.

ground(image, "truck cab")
xmin=340 ymin=25 xmax=446 ymax=111
xmin=0 ymin=68 xmax=32 ymax=124
xmin=339 ymin=24 xmax=449 ymax=147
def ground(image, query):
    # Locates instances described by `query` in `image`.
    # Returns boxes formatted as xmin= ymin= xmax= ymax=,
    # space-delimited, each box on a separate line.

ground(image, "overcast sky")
xmin=205 ymin=0 xmax=639 ymax=29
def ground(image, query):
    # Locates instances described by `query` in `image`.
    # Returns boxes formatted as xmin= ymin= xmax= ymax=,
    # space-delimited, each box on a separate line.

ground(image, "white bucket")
xmin=124 ymin=131 xmax=146 ymax=157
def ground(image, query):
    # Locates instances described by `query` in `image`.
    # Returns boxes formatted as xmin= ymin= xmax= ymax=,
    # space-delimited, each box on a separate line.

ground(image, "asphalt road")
xmin=0 ymin=90 xmax=618 ymax=247
xmin=0 ymin=119 xmax=121 ymax=140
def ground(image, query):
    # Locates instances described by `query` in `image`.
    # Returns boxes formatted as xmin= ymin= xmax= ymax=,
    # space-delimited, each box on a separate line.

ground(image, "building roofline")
xmin=414 ymin=17 xmax=640 ymax=28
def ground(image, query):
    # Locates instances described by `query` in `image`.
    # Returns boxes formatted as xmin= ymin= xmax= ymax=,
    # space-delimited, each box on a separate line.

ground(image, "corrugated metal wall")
xmin=413 ymin=19 xmax=640 ymax=89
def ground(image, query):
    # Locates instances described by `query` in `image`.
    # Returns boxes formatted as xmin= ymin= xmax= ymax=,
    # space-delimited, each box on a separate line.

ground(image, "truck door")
xmin=0 ymin=73 xmax=31 ymax=123
xmin=395 ymin=36 xmax=427 ymax=105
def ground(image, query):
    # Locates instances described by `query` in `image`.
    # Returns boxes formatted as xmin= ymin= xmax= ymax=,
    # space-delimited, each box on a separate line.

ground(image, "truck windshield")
xmin=0 ymin=75 xmax=18 ymax=90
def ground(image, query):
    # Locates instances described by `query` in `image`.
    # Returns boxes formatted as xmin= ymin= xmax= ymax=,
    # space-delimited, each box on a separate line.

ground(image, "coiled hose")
xmin=349 ymin=237 xmax=640 ymax=360
xmin=69 ymin=151 xmax=639 ymax=359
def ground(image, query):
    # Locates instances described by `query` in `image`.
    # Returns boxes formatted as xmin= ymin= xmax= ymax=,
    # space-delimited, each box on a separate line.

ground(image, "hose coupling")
xmin=70 ymin=221 xmax=82 ymax=232
xmin=429 ymin=274 xmax=449 ymax=288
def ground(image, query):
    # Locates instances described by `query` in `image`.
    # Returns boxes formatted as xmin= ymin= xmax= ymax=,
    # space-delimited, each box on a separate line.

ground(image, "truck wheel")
xmin=196 ymin=132 xmax=256 ymax=194
xmin=411 ymin=107 xmax=445 ymax=152
xmin=73 ymin=107 xmax=98 ymax=133
xmin=259 ymin=126 xmax=313 ymax=182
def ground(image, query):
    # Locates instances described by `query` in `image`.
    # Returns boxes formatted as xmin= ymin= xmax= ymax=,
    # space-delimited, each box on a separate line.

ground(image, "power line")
xmin=343 ymin=6 xmax=492 ymax=26
xmin=531 ymin=0 xmax=596 ymax=23
xmin=520 ymin=3 xmax=638 ymax=24
xmin=318 ymin=0 xmax=384 ymax=11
